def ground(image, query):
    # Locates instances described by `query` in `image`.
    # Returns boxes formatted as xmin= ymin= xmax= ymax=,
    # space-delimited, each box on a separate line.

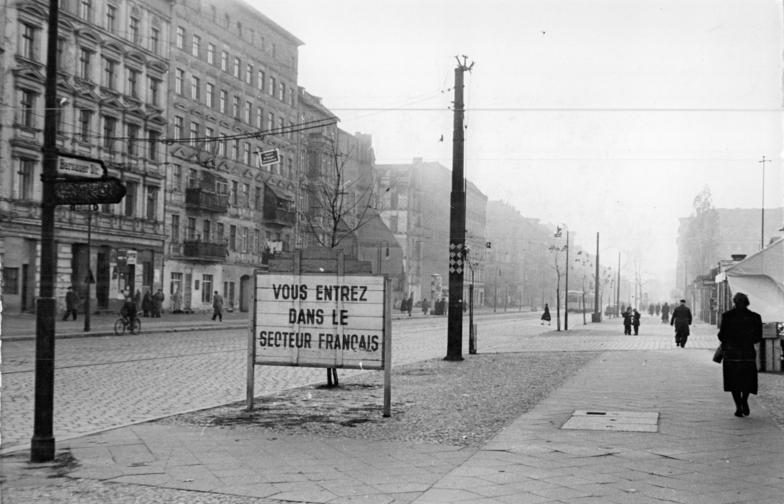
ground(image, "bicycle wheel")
xmin=113 ymin=318 xmax=126 ymax=336
xmin=130 ymin=317 xmax=141 ymax=334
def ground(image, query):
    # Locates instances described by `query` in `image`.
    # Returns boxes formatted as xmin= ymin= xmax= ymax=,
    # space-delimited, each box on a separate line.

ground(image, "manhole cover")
xmin=561 ymin=410 xmax=659 ymax=432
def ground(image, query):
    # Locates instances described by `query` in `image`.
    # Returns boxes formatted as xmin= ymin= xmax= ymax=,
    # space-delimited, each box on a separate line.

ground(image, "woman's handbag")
xmin=712 ymin=345 xmax=724 ymax=364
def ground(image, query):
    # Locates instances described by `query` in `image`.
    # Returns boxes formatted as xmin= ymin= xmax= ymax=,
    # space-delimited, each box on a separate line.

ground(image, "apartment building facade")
xmin=164 ymin=0 xmax=302 ymax=312
xmin=0 ymin=0 xmax=171 ymax=312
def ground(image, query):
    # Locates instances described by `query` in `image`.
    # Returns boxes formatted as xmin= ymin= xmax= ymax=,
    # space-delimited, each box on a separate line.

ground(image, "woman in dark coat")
xmin=141 ymin=291 xmax=152 ymax=317
xmin=717 ymin=292 xmax=763 ymax=417
xmin=540 ymin=303 xmax=551 ymax=325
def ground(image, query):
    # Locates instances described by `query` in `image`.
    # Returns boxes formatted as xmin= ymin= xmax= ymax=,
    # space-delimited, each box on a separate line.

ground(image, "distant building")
xmin=376 ymin=158 xmax=487 ymax=306
xmin=676 ymin=207 xmax=784 ymax=295
xmin=0 ymin=0 xmax=171 ymax=312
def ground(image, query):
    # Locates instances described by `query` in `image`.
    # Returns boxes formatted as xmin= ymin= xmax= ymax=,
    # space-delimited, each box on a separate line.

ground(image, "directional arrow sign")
xmin=54 ymin=177 xmax=126 ymax=205
xmin=57 ymin=154 xmax=107 ymax=179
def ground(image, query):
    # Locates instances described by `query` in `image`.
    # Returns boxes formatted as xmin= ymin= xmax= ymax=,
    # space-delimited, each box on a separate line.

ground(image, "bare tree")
xmin=548 ymin=244 xmax=567 ymax=331
xmin=303 ymin=136 xmax=377 ymax=387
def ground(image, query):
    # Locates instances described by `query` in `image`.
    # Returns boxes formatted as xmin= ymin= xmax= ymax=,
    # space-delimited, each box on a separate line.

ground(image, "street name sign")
xmin=54 ymin=177 xmax=126 ymax=205
xmin=57 ymin=154 xmax=107 ymax=179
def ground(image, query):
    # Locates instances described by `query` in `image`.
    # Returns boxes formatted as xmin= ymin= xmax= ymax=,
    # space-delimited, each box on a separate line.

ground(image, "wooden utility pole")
xmin=446 ymin=56 xmax=473 ymax=361
xmin=32 ymin=0 xmax=60 ymax=462
xmin=594 ymin=232 xmax=600 ymax=321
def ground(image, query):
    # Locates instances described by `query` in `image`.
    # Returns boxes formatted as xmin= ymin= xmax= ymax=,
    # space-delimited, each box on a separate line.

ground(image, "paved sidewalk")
xmin=2 ymin=321 xmax=782 ymax=503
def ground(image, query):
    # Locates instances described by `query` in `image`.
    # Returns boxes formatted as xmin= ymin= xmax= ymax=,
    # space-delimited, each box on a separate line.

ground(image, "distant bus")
xmin=566 ymin=290 xmax=595 ymax=313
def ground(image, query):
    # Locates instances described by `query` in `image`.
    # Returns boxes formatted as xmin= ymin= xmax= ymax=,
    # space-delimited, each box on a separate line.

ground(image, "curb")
xmin=1 ymin=322 xmax=249 ymax=342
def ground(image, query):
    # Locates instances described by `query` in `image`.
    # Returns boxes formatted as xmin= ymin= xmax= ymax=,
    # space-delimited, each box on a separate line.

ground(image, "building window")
xmin=189 ymin=121 xmax=199 ymax=145
xmin=207 ymin=43 xmax=215 ymax=64
xmin=202 ymin=275 xmax=213 ymax=303
xmin=242 ymin=227 xmax=249 ymax=252
xmin=172 ymin=164 xmax=182 ymax=189
xmin=278 ymin=82 xmax=285 ymax=101
xmin=126 ymin=123 xmax=139 ymax=156
xmin=233 ymin=57 xmax=240 ymax=78
xmin=188 ymin=169 xmax=199 ymax=189
xmin=191 ymin=34 xmax=201 ymax=57
xmin=21 ymin=23 xmax=38 ymax=60
xmin=19 ymin=89 xmax=36 ymax=128
xmin=256 ymin=107 xmax=263 ymax=128
xmin=146 ymin=185 xmax=158 ymax=220
xmin=257 ymin=70 xmax=264 ymax=91
xmin=148 ymin=130 xmax=159 ymax=160
xmin=148 ymin=77 xmax=160 ymax=106
xmin=243 ymin=101 xmax=251 ymax=123
xmin=205 ymin=126 xmax=215 ymax=152
xmin=103 ymin=4 xmax=116 ymax=31
xmin=150 ymin=27 xmax=160 ymax=54
xmin=175 ymin=68 xmax=184 ymax=95
xmin=254 ymin=229 xmax=260 ymax=254
xmin=219 ymin=90 xmax=227 ymax=113
xmin=229 ymin=225 xmax=237 ymax=251
xmin=174 ymin=116 xmax=184 ymax=140
xmin=56 ymin=37 xmax=66 ymax=70
xmin=245 ymin=64 xmax=253 ymax=85
xmin=268 ymin=76 xmax=275 ymax=96
xmin=78 ymin=109 xmax=92 ymax=142
xmin=205 ymin=83 xmax=214 ymax=108
xmin=176 ymin=26 xmax=184 ymax=49
xmin=254 ymin=185 xmax=261 ymax=209
xmin=191 ymin=76 xmax=200 ymax=101
xmin=278 ymin=117 xmax=285 ymax=135
xmin=170 ymin=272 xmax=182 ymax=296
xmin=129 ymin=16 xmax=140 ymax=44
xmin=186 ymin=216 xmax=196 ymax=239
xmin=17 ymin=158 xmax=35 ymax=200
xmin=3 ymin=267 xmax=20 ymax=295
xmin=78 ymin=48 xmax=92 ymax=79
xmin=231 ymin=140 xmax=238 ymax=161
xmin=102 ymin=57 xmax=117 ymax=89
xmin=102 ymin=116 xmax=117 ymax=150
xmin=242 ymin=182 xmax=250 ymax=205
xmin=232 ymin=96 xmax=239 ymax=118
xmin=266 ymin=112 xmax=273 ymax=131
xmin=231 ymin=181 xmax=238 ymax=206
xmin=127 ymin=68 xmax=140 ymax=98
xmin=124 ymin=181 xmax=137 ymax=216
xmin=218 ymin=134 xmax=226 ymax=156
xmin=243 ymin=143 xmax=251 ymax=165
xmin=79 ymin=0 xmax=92 ymax=21
xmin=171 ymin=215 xmax=180 ymax=242
xmin=220 ymin=50 xmax=228 ymax=71
xmin=216 ymin=222 xmax=224 ymax=243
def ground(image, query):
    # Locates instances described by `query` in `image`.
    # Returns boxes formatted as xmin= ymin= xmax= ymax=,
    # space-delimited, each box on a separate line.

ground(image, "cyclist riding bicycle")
xmin=120 ymin=294 xmax=138 ymax=331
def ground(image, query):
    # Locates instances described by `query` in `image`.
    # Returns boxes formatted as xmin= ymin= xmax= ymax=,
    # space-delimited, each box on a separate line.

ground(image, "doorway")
xmin=96 ymin=249 xmax=110 ymax=309
xmin=239 ymin=275 xmax=251 ymax=312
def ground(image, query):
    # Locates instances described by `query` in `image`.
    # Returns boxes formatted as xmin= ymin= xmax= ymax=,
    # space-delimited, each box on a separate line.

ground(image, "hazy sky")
xmin=253 ymin=0 xmax=783 ymax=288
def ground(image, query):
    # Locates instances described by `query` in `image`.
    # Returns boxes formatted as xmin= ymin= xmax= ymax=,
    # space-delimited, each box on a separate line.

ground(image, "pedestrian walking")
xmin=133 ymin=289 xmax=141 ymax=311
xmin=407 ymin=294 xmax=414 ymax=317
xmin=632 ymin=308 xmax=641 ymax=335
xmin=622 ymin=308 xmax=632 ymax=335
xmin=142 ymin=290 xmax=152 ymax=317
xmin=421 ymin=297 xmax=430 ymax=315
xmin=670 ymin=299 xmax=692 ymax=347
xmin=717 ymin=292 xmax=763 ymax=417
xmin=540 ymin=303 xmax=551 ymax=325
xmin=152 ymin=288 xmax=164 ymax=317
xmin=212 ymin=291 xmax=224 ymax=321
xmin=63 ymin=286 xmax=80 ymax=321
xmin=661 ymin=302 xmax=670 ymax=324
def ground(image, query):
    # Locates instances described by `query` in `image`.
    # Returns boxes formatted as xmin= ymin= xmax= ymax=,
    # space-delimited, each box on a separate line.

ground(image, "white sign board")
xmin=57 ymin=156 xmax=105 ymax=179
xmin=252 ymin=273 xmax=386 ymax=370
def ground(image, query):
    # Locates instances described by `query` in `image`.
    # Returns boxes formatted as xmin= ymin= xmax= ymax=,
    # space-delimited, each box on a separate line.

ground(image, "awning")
xmin=265 ymin=183 xmax=294 ymax=201
xmin=725 ymin=238 xmax=784 ymax=322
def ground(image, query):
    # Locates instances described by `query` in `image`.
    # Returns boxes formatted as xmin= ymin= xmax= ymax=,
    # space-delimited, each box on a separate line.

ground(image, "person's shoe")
xmin=734 ymin=409 xmax=744 ymax=417
xmin=742 ymin=402 xmax=750 ymax=416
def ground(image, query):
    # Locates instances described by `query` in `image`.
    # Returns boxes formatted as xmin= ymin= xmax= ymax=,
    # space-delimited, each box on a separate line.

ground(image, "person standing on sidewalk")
xmin=63 ymin=286 xmax=80 ymax=321
xmin=541 ymin=303 xmax=551 ymax=325
xmin=718 ymin=292 xmax=763 ymax=417
xmin=212 ymin=291 xmax=224 ymax=321
xmin=670 ymin=299 xmax=692 ymax=347
xmin=622 ymin=308 xmax=632 ymax=335
xmin=152 ymin=288 xmax=165 ymax=317
xmin=632 ymin=308 xmax=641 ymax=335
xmin=661 ymin=302 xmax=670 ymax=324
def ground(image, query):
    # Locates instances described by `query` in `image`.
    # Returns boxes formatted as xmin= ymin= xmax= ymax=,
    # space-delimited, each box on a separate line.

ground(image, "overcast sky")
xmin=253 ymin=0 xmax=783 ymax=289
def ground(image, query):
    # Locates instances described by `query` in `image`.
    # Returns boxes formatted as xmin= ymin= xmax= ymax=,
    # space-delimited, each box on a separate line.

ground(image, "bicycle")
xmin=114 ymin=315 xmax=141 ymax=335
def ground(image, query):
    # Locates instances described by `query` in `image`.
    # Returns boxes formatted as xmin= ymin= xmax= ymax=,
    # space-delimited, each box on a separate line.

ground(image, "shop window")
xmin=3 ymin=267 xmax=19 ymax=294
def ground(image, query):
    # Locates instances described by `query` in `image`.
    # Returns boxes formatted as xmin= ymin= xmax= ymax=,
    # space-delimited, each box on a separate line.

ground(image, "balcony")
xmin=185 ymin=188 xmax=229 ymax=213
xmin=263 ymin=206 xmax=295 ymax=227
xmin=182 ymin=239 xmax=227 ymax=261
